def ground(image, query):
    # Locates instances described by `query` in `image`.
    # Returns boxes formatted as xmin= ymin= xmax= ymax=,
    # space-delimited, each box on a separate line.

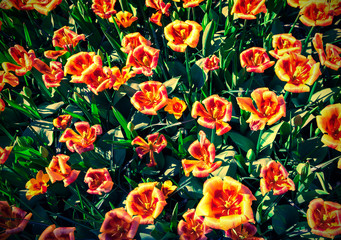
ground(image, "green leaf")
xmin=178 ymin=176 xmax=203 ymax=199
xmin=124 ymin=175 xmax=138 ymax=188
xmin=272 ymin=205 xmax=299 ymax=235
xmin=102 ymin=29 xmax=127 ymax=62
xmin=38 ymin=102 xmax=64 ymax=118
xmin=202 ymin=20 xmax=216 ymax=56
xmin=163 ymin=76 xmax=181 ymax=95
xmin=191 ymin=58 xmax=207 ymax=90
xmin=228 ymin=131 xmax=255 ymax=152
xmin=170 ymin=203 xmax=178 ymax=231
xmin=112 ymin=106 xmax=135 ymax=140
xmin=259 ymin=122 xmax=284 ymax=152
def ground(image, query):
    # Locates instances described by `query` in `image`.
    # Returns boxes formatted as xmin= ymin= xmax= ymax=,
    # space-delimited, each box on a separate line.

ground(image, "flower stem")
xmin=288 ymin=13 xmax=300 ymax=34
xmin=238 ymin=19 xmax=247 ymax=52
xmin=211 ymin=127 xmax=215 ymax=144
xmin=209 ymin=71 xmax=213 ymax=96
xmin=185 ymin=48 xmax=192 ymax=97
xmin=302 ymin=26 xmax=315 ymax=54
xmin=256 ymin=128 xmax=264 ymax=155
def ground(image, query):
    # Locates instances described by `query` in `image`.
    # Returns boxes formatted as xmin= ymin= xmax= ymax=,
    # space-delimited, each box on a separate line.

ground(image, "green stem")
xmin=210 ymin=127 xmax=215 ymax=144
xmin=284 ymin=91 xmax=290 ymax=101
xmin=111 ymin=17 xmax=123 ymax=42
xmin=256 ymin=128 xmax=264 ymax=155
xmin=185 ymin=48 xmax=192 ymax=96
xmin=246 ymin=72 xmax=254 ymax=95
xmin=289 ymin=13 xmax=300 ymax=34
xmin=0 ymin=124 xmax=14 ymax=141
xmin=209 ymin=71 xmax=213 ymax=96
xmin=238 ymin=19 xmax=247 ymax=52
xmin=307 ymin=81 xmax=317 ymax=104
xmin=302 ymin=26 xmax=315 ymax=54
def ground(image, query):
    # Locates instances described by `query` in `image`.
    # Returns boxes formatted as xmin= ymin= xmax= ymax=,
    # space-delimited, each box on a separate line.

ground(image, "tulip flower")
xmin=91 ymin=0 xmax=117 ymax=19
xmin=182 ymin=130 xmax=222 ymax=177
xmin=240 ymin=47 xmax=275 ymax=73
xmin=196 ymin=176 xmax=256 ymax=231
xmin=84 ymin=168 xmax=114 ymax=195
xmin=0 ymin=0 xmax=26 ymax=10
xmin=98 ymin=208 xmax=140 ymax=240
xmin=161 ymin=180 xmax=177 ymax=199
xmin=299 ymin=1 xmax=334 ymax=26
xmin=307 ymin=198 xmax=341 ymax=238
xmin=203 ymin=55 xmax=220 ymax=72
xmin=59 ymin=121 xmax=102 ymax=154
xmin=183 ymin=0 xmax=205 ymax=8
xmin=33 ymin=60 xmax=64 ymax=88
xmin=0 ymin=71 xmax=19 ymax=92
xmin=192 ymin=95 xmax=233 ymax=136
xmin=53 ymin=115 xmax=73 ymax=130
xmin=269 ymin=33 xmax=302 ymax=59
xmin=164 ymin=97 xmax=187 ymax=119
xmin=259 ymin=160 xmax=295 ymax=195
xmin=225 ymin=223 xmax=264 ymax=240
xmin=110 ymin=66 xmax=136 ymax=90
xmin=130 ymin=81 xmax=168 ymax=115
xmin=274 ymin=53 xmax=321 ymax=93
xmin=121 ymin=32 xmax=151 ymax=54
xmin=38 ymin=224 xmax=76 ymax=240
xmin=0 ymin=146 xmax=13 ymax=164
xmin=146 ymin=0 xmax=171 ymax=26
xmin=131 ymin=132 xmax=167 ymax=167
xmin=111 ymin=11 xmax=138 ymax=28
xmin=0 ymin=98 xmax=5 ymax=112
xmin=231 ymin=0 xmax=267 ymax=20
xmin=178 ymin=209 xmax=212 ymax=240
xmin=313 ymin=33 xmax=341 ymax=71
xmin=236 ymin=88 xmax=286 ymax=131
xmin=126 ymin=45 xmax=160 ymax=76
xmin=24 ymin=0 xmax=62 ymax=15
xmin=25 ymin=170 xmax=49 ymax=200
xmin=45 ymin=154 xmax=80 ymax=187
xmin=0 ymin=201 xmax=32 ymax=240
xmin=125 ymin=182 xmax=167 ymax=224
xmin=331 ymin=0 xmax=341 ymax=16
xmin=164 ymin=20 xmax=202 ymax=52
xmin=316 ymin=103 xmax=341 ymax=152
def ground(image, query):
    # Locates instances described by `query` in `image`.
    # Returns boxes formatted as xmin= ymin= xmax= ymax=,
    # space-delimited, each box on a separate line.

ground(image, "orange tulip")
xmin=0 ymin=71 xmax=19 ymax=92
xmin=131 ymin=132 xmax=167 ymax=167
xmin=99 ymin=208 xmax=140 ymax=240
xmin=192 ymin=95 xmax=233 ymax=136
xmin=84 ymin=168 xmax=114 ymax=195
xmin=286 ymin=0 xmax=299 ymax=8
xmin=183 ymin=0 xmax=205 ymax=8
xmin=0 ymin=98 xmax=5 ymax=112
xmin=196 ymin=176 xmax=256 ymax=231
xmin=203 ymin=55 xmax=220 ymax=72
xmin=0 ymin=201 xmax=32 ymax=240
xmin=130 ymin=81 xmax=168 ymax=115
xmin=240 ymin=47 xmax=275 ymax=73
xmin=307 ymin=198 xmax=341 ymax=238
xmin=25 ymin=170 xmax=49 ymax=200
xmin=126 ymin=45 xmax=160 ymax=76
xmin=38 ymin=224 xmax=76 ymax=240
xmin=299 ymin=1 xmax=334 ymax=26
xmin=110 ymin=66 xmax=136 ymax=90
xmin=146 ymin=0 xmax=171 ymax=26
xmin=313 ymin=33 xmax=341 ymax=71
xmin=53 ymin=115 xmax=72 ymax=130
xmin=91 ymin=0 xmax=116 ymax=19
xmin=225 ymin=223 xmax=264 ymax=240
xmin=45 ymin=154 xmax=80 ymax=187
xmin=331 ymin=0 xmax=341 ymax=16
xmin=259 ymin=160 xmax=295 ymax=195
xmin=33 ymin=60 xmax=64 ymax=88
xmin=161 ymin=180 xmax=177 ymax=199
xmin=178 ymin=209 xmax=212 ymax=240
xmin=0 ymin=146 xmax=13 ymax=164
xmin=121 ymin=32 xmax=151 ymax=54
xmin=231 ymin=0 xmax=267 ymax=20
xmin=111 ymin=11 xmax=138 ymax=28
xmin=164 ymin=20 xmax=202 ymax=52
xmin=274 ymin=53 xmax=321 ymax=93
xmin=269 ymin=33 xmax=302 ymax=59
xmin=59 ymin=121 xmax=102 ymax=154
xmin=23 ymin=0 xmax=62 ymax=15
xmin=182 ymin=130 xmax=222 ymax=178
xmin=236 ymin=88 xmax=286 ymax=131
xmin=0 ymin=0 xmax=26 ymax=10
xmin=164 ymin=97 xmax=187 ymax=119
xmin=125 ymin=182 xmax=167 ymax=224
xmin=316 ymin=103 xmax=341 ymax=152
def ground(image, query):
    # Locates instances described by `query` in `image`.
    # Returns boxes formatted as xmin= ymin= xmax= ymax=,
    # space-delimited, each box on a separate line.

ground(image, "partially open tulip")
xmin=99 ymin=208 xmax=140 ymax=240
xmin=126 ymin=45 xmax=160 ymax=76
xmin=24 ymin=0 xmax=62 ymax=15
xmin=192 ymin=95 xmax=233 ymax=136
xmin=331 ymin=0 xmax=341 ymax=16
xmin=203 ymin=55 xmax=220 ymax=72
xmin=110 ymin=66 xmax=136 ymax=90
xmin=131 ymin=132 xmax=167 ymax=167
xmin=196 ymin=176 xmax=256 ymax=231
xmin=131 ymin=81 xmax=168 ymax=115
xmin=269 ymin=33 xmax=302 ymax=59
xmin=307 ymin=198 xmax=341 ymax=238
xmin=316 ymin=103 xmax=341 ymax=152
xmin=164 ymin=97 xmax=187 ymax=119
xmin=0 ymin=0 xmax=26 ymax=10
xmin=236 ymin=88 xmax=286 ymax=131
xmin=126 ymin=182 xmax=167 ymax=224
xmin=45 ymin=154 xmax=80 ymax=187
xmin=182 ymin=131 xmax=222 ymax=177
xmin=59 ymin=121 xmax=102 ymax=154
xmin=225 ymin=223 xmax=264 ymax=240
xmin=183 ymin=0 xmax=205 ymax=8
xmin=178 ymin=209 xmax=212 ymax=240
xmin=161 ymin=180 xmax=177 ymax=199
xmin=0 ymin=146 xmax=13 ymax=164
xmin=240 ymin=47 xmax=275 ymax=73
xmin=146 ymin=0 xmax=171 ymax=26
xmin=164 ymin=20 xmax=202 ymax=52
xmin=259 ymin=160 xmax=295 ymax=195
xmin=0 ymin=71 xmax=19 ymax=92
xmin=25 ymin=170 xmax=49 ymax=200
xmin=231 ymin=0 xmax=267 ymax=20
xmin=111 ymin=11 xmax=138 ymax=28
xmin=91 ymin=0 xmax=116 ymax=19
xmin=121 ymin=32 xmax=151 ymax=54
xmin=313 ymin=33 xmax=341 ymax=71
xmin=274 ymin=53 xmax=321 ymax=93
xmin=84 ymin=168 xmax=114 ymax=195
xmin=53 ymin=115 xmax=73 ymax=130
xmin=38 ymin=224 xmax=76 ymax=240
xmin=33 ymin=60 xmax=64 ymax=88
xmin=0 ymin=201 xmax=32 ymax=240
xmin=299 ymin=1 xmax=334 ymax=26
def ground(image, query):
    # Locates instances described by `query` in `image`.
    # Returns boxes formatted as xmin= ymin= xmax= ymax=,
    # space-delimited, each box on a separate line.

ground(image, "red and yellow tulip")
xmin=38 ymin=224 xmax=76 ymax=240
xmin=25 ymin=170 xmax=49 ymax=200
xmin=240 ymin=47 xmax=275 ymax=73
xmin=178 ymin=209 xmax=212 ymax=240
xmin=231 ymin=0 xmax=267 ymax=20
xmin=84 ymin=168 xmax=114 ymax=195
xmin=269 ymin=33 xmax=302 ymax=59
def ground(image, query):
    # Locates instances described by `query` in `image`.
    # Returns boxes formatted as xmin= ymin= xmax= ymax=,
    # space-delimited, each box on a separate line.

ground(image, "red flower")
xmin=161 ymin=180 xmax=177 ymax=199
xmin=126 ymin=45 xmax=160 ymax=76
xmin=203 ymin=55 xmax=220 ymax=72
xmin=196 ymin=176 xmax=256 ymax=231
xmin=0 ymin=0 xmax=26 ymax=10
xmin=231 ymin=0 xmax=267 ymax=20
xmin=307 ymin=198 xmax=341 ymax=238
xmin=130 ymin=81 xmax=168 ymax=115
xmin=259 ymin=160 xmax=295 ymax=195
xmin=111 ymin=11 xmax=138 ymax=28
xmin=0 ymin=146 xmax=13 ymax=164
xmin=225 ymin=223 xmax=264 ymax=240
xmin=131 ymin=132 xmax=167 ymax=167
xmin=99 ymin=208 xmax=140 ymax=240
xmin=178 ymin=209 xmax=212 ymax=240
xmin=91 ymin=0 xmax=117 ymax=19
xmin=236 ymin=88 xmax=286 ymax=131
xmin=299 ymin=1 xmax=334 ymax=26
xmin=182 ymin=131 xmax=222 ymax=178
xmin=84 ymin=168 xmax=114 ymax=195
xmin=110 ymin=66 xmax=136 ymax=90
xmin=25 ymin=170 xmax=49 ymax=200
xmin=240 ymin=47 xmax=275 ymax=73
xmin=183 ymin=0 xmax=205 ymax=8
xmin=23 ymin=0 xmax=62 ymax=15
xmin=192 ymin=95 xmax=233 ymax=136
xmin=125 ymin=182 xmax=167 ymax=224
xmin=53 ymin=115 xmax=73 ymax=130
xmin=269 ymin=33 xmax=302 ymax=59
xmin=146 ymin=0 xmax=171 ymax=26
xmin=0 ymin=71 xmax=19 ymax=92
xmin=38 ymin=224 xmax=76 ymax=240
xmin=121 ymin=32 xmax=151 ymax=54
xmin=274 ymin=53 xmax=321 ymax=93
xmin=164 ymin=97 xmax=187 ymax=119
xmin=33 ymin=60 xmax=64 ymax=88
xmin=313 ymin=33 xmax=341 ymax=71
